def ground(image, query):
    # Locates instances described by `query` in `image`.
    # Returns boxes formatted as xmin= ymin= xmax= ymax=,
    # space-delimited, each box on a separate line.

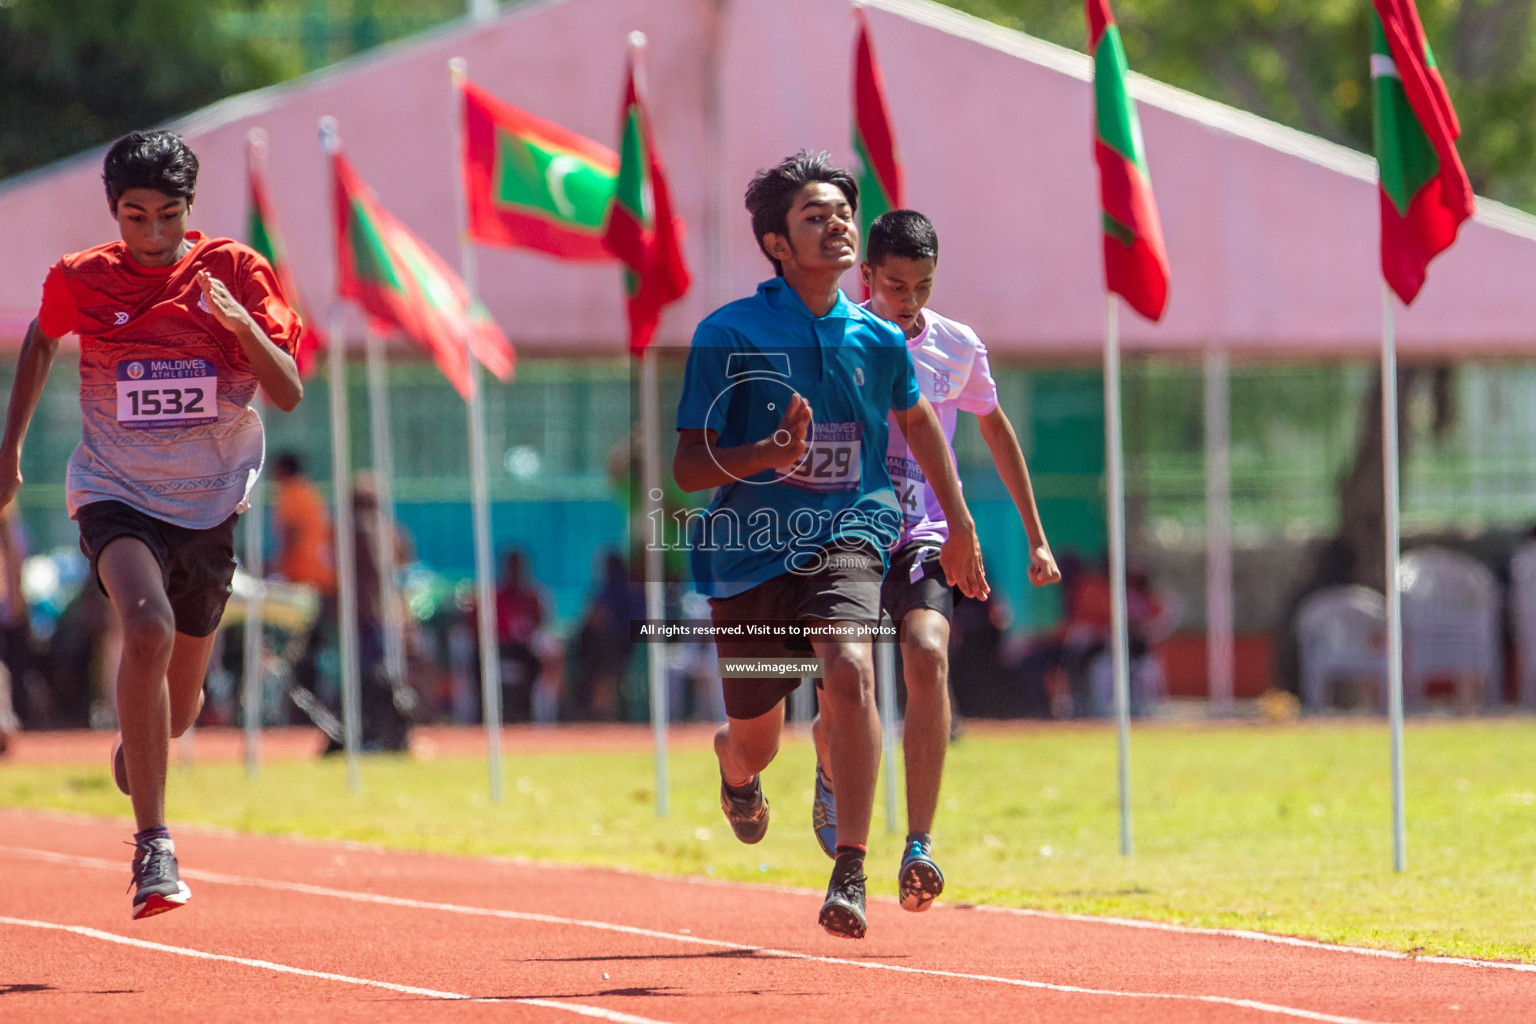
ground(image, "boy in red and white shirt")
xmin=811 ymin=210 xmax=1060 ymax=911
xmin=0 ymin=131 xmax=304 ymax=919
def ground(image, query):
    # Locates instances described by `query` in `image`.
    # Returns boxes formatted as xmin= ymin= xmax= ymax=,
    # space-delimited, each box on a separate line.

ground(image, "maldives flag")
xmin=461 ymin=78 xmax=620 ymax=261
xmin=1371 ymin=0 xmax=1474 ymax=306
xmin=247 ymin=139 xmax=324 ymax=376
xmin=601 ymin=47 xmax=691 ymax=355
xmin=331 ymin=151 xmax=514 ymax=399
xmin=852 ymin=6 xmax=903 ymax=254
xmin=1087 ymin=0 xmax=1169 ymax=322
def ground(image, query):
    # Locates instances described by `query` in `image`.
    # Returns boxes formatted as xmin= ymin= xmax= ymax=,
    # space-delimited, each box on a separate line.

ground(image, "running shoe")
xmin=111 ymin=738 xmax=130 ymax=796
xmin=897 ymin=837 xmax=945 ymax=913
xmin=719 ymin=774 xmax=769 ymax=844
xmin=811 ymin=766 xmax=837 ymax=860
xmin=129 ymin=836 xmax=191 ymax=921
xmin=818 ymin=863 xmax=867 ymax=939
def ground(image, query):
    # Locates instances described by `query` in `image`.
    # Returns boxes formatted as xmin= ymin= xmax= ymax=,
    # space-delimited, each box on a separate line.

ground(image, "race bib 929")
xmin=775 ymin=421 xmax=863 ymax=493
xmin=116 ymin=359 xmax=219 ymax=430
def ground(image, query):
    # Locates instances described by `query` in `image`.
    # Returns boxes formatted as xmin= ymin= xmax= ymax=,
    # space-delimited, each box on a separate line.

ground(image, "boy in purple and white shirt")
xmin=811 ymin=210 xmax=1060 ymax=912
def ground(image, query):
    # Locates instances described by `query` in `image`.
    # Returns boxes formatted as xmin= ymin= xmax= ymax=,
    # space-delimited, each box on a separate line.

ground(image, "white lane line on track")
xmin=972 ymin=905 xmax=1536 ymax=974
xmin=0 ymin=915 xmax=682 ymax=1024
xmin=0 ymin=846 xmax=1383 ymax=1024
xmin=9 ymin=809 xmax=1532 ymax=976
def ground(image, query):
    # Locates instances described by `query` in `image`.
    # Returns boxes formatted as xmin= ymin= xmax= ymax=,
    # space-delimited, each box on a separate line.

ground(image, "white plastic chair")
xmin=1398 ymin=548 xmax=1502 ymax=710
xmin=1295 ymin=585 xmax=1387 ymax=712
xmin=1508 ymin=542 xmax=1536 ymax=710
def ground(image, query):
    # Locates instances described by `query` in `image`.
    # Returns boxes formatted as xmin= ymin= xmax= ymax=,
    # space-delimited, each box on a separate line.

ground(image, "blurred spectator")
xmin=494 ymin=548 xmax=547 ymax=723
xmin=666 ymin=589 xmax=725 ymax=722
xmin=340 ymin=472 xmax=414 ymax=752
xmin=271 ymin=452 xmax=336 ymax=720
xmin=946 ymin=591 xmax=1010 ymax=725
xmin=1060 ymin=558 xmax=1174 ymax=717
xmin=570 ymin=549 xmax=644 ymax=720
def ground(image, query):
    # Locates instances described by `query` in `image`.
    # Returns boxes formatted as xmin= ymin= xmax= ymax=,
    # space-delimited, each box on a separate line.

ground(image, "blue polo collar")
xmin=757 ymin=276 xmax=856 ymax=320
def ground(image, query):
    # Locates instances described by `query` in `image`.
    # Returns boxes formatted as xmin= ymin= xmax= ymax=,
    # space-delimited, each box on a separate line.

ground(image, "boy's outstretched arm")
xmin=976 ymin=405 xmax=1060 ymax=586
xmin=895 ymin=396 xmax=988 ymax=600
xmin=0 ymin=319 xmax=62 ymax=510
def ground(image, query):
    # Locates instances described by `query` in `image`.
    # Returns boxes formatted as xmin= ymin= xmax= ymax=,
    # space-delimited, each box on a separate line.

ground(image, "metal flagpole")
xmin=1382 ymin=285 xmax=1406 ymax=872
xmin=327 ymin=302 xmax=362 ymax=792
xmin=364 ymin=325 xmax=406 ymax=685
xmin=449 ymin=57 xmax=504 ymax=802
xmin=320 ymin=116 xmax=363 ymax=792
xmin=241 ymin=397 xmax=266 ymax=779
xmin=1104 ymin=295 xmax=1133 ymax=855
xmin=877 ymin=614 xmax=898 ymax=835
xmin=1204 ymin=345 xmax=1234 ymax=714
xmin=630 ymin=31 xmax=670 ymax=818
xmin=641 ymin=352 xmax=669 ymax=816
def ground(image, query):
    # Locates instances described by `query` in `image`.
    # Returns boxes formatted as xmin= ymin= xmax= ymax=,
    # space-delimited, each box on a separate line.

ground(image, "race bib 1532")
xmin=775 ymin=421 xmax=863 ymax=493
xmin=116 ymin=359 xmax=219 ymax=430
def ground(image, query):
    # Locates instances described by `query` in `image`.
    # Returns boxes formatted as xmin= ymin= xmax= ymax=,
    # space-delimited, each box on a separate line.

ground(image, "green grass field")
xmin=4 ymin=718 xmax=1534 ymax=962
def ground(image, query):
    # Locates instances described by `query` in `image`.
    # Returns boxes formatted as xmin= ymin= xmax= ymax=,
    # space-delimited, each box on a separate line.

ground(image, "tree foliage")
xmin=0 ymin=0 xmax=471 ymax=180
xmin=943 ymin=0 xmax=1536 ymax=211
xmin=0 ymin=0 xmax=283 ymax=178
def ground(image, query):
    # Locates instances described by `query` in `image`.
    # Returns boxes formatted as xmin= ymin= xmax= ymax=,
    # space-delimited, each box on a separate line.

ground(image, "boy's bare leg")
xmin=97 ymin=539 xmax=176 ymax=833
xmin=813 ymin=632 xmax=878 ymax=850
xmin=167 ymin=632 xmax=215 ymax=738
xmin=714 ymin=702 xmax=785 ymax=784
xmin=900 ymin=608 xmax=951 ymax=836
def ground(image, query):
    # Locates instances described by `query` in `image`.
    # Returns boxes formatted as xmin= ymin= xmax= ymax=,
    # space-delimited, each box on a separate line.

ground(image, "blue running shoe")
xmin=811 ymin=767 xmax=837 ymax=860
xmin=898 ymin=838 xmax=945 ymax=913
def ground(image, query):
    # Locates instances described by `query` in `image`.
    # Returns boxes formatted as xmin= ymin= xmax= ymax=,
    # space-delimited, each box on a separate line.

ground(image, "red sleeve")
xmin=238 ymin=250 xmax=303 ymax=358
xmin=37 ymin=263 xmax=78 ymax=339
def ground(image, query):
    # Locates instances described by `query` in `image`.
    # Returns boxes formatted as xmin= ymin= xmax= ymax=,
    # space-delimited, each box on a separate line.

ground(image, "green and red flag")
xmin=461 ymin=78 xmax=620 ymax=261
xmin=331 ymin=149 xmax=514 ymax=400
xmin=1087 ymin=0 xmax=1169 ymax=322
xmin=601 ymin=42 xmax=691 ymax=355
xmin=852 ymin=6 xmax=903 ymax=259
xmin=247 ymin=136 xmax=324 ymax=376
xmin=1370 ymin=0 xmax=1474 ymax=306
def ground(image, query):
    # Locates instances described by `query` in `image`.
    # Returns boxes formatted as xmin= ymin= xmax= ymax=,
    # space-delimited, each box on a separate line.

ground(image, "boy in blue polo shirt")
xmin=674 ymin=151 xmax=987 ymax=939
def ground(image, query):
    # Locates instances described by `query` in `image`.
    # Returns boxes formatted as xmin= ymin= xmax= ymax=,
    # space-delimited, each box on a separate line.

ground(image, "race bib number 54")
xmin=776 ymin=421 xmax=863 ymax=493
xmin=116 ymin=359 xmax=218 ymax=430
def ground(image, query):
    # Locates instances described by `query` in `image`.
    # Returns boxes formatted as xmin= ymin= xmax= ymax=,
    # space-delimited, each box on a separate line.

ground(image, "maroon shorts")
xmin=709 ymin=544 xmax=883 ymax=719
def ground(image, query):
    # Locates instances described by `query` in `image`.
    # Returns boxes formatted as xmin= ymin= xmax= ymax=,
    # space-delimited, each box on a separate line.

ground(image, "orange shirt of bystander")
xmin=274 ymin=477 xmax=335 ymax=593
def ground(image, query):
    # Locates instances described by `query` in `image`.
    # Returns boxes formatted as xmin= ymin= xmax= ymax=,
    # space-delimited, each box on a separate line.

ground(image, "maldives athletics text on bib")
xmin=776 ymin=421 xmax=863 ymax=493
xmin=886 ymin=453 xmax=926 ymax=522
xmin=115 ymin=358 xmax=219 ymax=430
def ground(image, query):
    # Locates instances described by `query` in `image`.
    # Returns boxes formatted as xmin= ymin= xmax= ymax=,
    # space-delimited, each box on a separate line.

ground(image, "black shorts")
xmin=881 ymin=539 xmax=957 ymax=623
xmin=77 ymin=500 xmax=240 ymax=638
xmin=709 ymin=543 xmax=883 ymax=720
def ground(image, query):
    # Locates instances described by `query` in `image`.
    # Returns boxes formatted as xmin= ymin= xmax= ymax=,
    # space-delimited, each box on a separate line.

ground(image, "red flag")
xmin=852 ymin=7 xmax=904 ymax=252
xmin=247 ymin=138 xmax=324 ymax=376
xmin=331 ymin=150 xmax=513 ymax=399
xmin=460 ymin=78 xmax=620 ymax=261
xmin=601 ymin=42 xmax=691 ymax=354
xmin=1370 ymin=0 xmax=1474 ymax=305
xmin=1087 ymin=0 xmax=1170 ymax=322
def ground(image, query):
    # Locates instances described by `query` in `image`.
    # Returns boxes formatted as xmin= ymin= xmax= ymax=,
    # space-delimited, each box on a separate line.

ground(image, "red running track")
xmin=0 ymin=809 xmax=1532 ymax=1023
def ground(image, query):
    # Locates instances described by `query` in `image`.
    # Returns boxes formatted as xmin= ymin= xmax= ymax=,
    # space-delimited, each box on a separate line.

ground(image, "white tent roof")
xmin=2 ymin=0 xmax=1534 ymax=357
